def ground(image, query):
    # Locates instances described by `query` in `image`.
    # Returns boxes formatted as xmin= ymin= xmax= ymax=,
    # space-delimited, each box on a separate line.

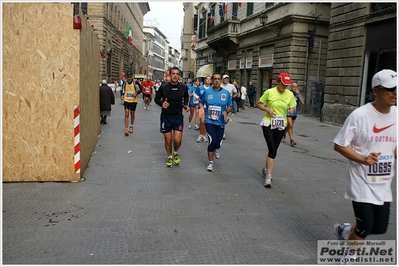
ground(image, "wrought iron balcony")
xmin=206 ymin=19 xmax=240 ymax=50
xmin=370 ymin=3 xmax=396 ymax=14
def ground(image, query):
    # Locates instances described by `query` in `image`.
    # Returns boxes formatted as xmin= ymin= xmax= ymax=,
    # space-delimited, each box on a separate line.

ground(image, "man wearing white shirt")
xmin=221 ymin=74 xmax=237 ymax=139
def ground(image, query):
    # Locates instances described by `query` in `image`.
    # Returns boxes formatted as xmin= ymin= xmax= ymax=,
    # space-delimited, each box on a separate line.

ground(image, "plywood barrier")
xmin=2 ymin=3 xmax=100 ymax=182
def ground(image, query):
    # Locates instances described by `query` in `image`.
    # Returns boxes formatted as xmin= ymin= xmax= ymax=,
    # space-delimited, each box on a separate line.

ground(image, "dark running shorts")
xmin=352 ymin=201 xmax=390 ymax=238
xmin=124 ymin=102 xmax=137 ymax=111
xmin=160 ymin=113 xmax=184 ymax=133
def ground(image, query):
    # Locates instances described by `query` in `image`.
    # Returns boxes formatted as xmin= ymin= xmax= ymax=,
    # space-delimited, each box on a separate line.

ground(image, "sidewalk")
xmin=3 ymin=96 xmax=396 ymax=265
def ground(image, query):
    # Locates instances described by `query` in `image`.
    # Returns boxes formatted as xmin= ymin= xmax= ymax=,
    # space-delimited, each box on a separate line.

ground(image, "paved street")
xmin=3 ymin=94 xmax=397 ymax=265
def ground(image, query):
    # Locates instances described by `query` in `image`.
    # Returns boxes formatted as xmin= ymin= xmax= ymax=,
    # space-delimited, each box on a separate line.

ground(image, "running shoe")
xmin=124 ymin=129 xmax=129 ymax=136
xmin=290 ymin=139 xmax=296 ymax=147
xmin=207 ymin=162 xmax=214 ymax=172
xmin=201 ymin=136 xmax=208 ymax=142
xmin=173 ymin=153 xmax=180 ymax=165
xmin=129 ymin=126 xmax=133 ymax=133
xmin=263 ymin=174 xmax=272 ymax=188
xmin=188 ymin=124 xmax=191 ymax=129
xmin=262 ymin=167 xmax=267 ymax=178
xmin=196 ymin=135 xmax=202 ymax=143
xmin=194 ymin=124 xmax=199 ymax=130
xmin=166 ymin=158 xmax=173 ymax=168
xmin=215 ymin=149 xmax=220 ymax=159
xmin=333 ymin=223 xmax=351 ymax=240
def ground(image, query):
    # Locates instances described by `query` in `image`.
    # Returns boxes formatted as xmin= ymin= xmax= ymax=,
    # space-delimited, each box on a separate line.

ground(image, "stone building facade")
xmin=181 ymin=2 xmax=198 ymax=81
xmin=193 ymin=2 xmax=331 ymax=114
xmin=87 ymin=3 xmax=150 ymax=83
xmin=322 ymin=3 xmax=396 ymax=125
xmin=144 ymin=26 xmax=168 ymax=80
xmin=143 ymin=27 xmax=182 ymax=81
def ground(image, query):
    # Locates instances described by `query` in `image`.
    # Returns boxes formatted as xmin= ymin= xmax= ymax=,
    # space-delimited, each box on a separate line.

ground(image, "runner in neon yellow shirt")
xmin=256 ymin=72 xmax=296 ymax=188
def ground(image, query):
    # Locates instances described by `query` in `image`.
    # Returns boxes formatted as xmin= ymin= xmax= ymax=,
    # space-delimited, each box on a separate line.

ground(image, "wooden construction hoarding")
xmin=2 ymin=3 xmax=100 ymax=182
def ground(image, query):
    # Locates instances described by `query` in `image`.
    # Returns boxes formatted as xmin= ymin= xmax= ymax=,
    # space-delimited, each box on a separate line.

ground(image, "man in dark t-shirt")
xmin=155 ymin=67 xmax=189 ymax=167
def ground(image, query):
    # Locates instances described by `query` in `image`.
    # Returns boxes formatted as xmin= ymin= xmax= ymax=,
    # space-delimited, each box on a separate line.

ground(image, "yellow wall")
xmin=2 ymin=3 xmax=100 ymax=182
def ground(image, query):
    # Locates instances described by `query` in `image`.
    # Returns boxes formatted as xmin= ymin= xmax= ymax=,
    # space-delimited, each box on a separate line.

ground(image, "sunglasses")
xmin=378 ymin=86 xmax=396 ymax=92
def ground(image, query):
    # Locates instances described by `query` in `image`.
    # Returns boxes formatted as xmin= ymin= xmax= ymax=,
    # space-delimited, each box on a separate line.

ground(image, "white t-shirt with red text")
xmin=334 ymin=103 xmax=397 ymax=205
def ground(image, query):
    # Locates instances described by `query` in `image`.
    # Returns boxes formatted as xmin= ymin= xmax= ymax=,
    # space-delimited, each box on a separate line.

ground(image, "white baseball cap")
xmin=102 ymin=79 xmax=107 ymax=84
xmin=371 ymin=69 xmax=397 ymax=89
xmin=222 ymin=74 xmax=229 ymax=79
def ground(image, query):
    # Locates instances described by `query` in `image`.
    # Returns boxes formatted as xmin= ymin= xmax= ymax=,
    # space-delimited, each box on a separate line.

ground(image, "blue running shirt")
xmin=200 ymin=86 xmax=232 ymax=126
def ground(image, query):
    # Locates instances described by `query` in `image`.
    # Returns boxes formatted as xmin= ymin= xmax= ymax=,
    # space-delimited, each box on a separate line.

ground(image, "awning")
xmin=196 ymin=64 xmax=214 ymax=78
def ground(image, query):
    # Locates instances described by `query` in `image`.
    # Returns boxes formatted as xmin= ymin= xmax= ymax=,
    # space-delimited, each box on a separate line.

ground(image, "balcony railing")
xmin=370 ymin=3 xmax=396 ymax=14
xmin=206 ymin=19 xmax=240 ymax=43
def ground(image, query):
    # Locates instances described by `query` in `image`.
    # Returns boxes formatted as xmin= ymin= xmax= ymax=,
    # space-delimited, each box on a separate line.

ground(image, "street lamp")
xmin=259 ymin=12 xmax=281 ymax=36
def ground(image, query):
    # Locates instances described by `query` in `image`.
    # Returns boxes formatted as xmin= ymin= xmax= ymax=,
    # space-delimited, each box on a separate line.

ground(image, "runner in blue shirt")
xmin=198 ymin=73 xmax=232 ymax=172
xmin=195 ymin=76 xmax=212 ymax=143
xmin=187 ymin=78 xmax=200 ymax=129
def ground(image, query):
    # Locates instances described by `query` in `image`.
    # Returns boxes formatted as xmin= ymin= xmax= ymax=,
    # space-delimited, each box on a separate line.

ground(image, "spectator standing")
xmin=154 ymin=67 xmax=189 ymax=167
xmin=198 ymin=73 xmax=233 ymax=172
xmin=285 ymin=82 xmax=305 ymax=146
xmin=240 ymin=84 xmax=247 ymax=110
xmin=256 ymin=72 xmax=296 ymax=188
xmin=121 ymin=72 xmax=142 ymax=136
xmin=99 ymin=79 xmax=115 ymax=124
xmin=332 ymin=69 xmax=397 ymax=264
xmin=233 ymin=81 xmax=241 ymax=113
xmin=248 ymin=81 xmax=256 ymax=108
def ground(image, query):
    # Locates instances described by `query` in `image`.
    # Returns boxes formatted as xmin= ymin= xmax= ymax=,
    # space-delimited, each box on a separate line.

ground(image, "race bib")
xmin=193 ymin=93 xmax=199 ymax=104
xmin=125 ymin=91 xmax=134 ymax=100
xmin=144 ymin=87 xmax=151 ymax=94
xmin=366 ymin=154 xmax=394 ymax=184
xmin=208 ymin=105 xmax=221 ymax=120
xmin=271 ymin=115 xmax=285 ymax=130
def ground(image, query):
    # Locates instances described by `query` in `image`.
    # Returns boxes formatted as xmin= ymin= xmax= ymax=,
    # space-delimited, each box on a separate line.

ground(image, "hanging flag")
xmin=124 ymin=26 xmax=131 ymax=36
xmin=99 ymin=50 xmax=103 ymax=57
xmin=224 ymin=2 xmax=228 ymax=14
xmin=219 ymin=3 xmax=223 ymax=16
xmin=238 ymin=2 xmax=242 ymax=8
xmin=127 ymin=29 xmax=132 ymax=44
xmin=210 ymin=9 xmax=214 ymax=25
xmin=125 ymin=26 xmax=132 ymax=44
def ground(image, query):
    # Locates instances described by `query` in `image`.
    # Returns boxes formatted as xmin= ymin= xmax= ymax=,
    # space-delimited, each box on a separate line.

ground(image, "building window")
xmin=232 ymin=3 xmax=238 ymax=19
xmin=220 ymin=3 xmax=225 ymax=22
xmin=246 ymin=3 xmax=254 ymax=16
xmin=265 ymin=3 xmax=274 ymax=9
xmin=81 ymin=3 xmax=87 ymax=15
xmin=199 ymin=16 xmax=205 ymax=39
xmin=193 ymin=14 xmax=198 ymax=33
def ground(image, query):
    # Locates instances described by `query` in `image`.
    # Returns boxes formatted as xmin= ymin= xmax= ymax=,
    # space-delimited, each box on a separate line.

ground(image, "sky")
xmin=144 ymin=1 xmax=184 ymax=50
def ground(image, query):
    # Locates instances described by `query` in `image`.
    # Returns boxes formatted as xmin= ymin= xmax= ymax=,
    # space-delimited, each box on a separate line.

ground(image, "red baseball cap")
xmin=277 ymin=72 xmax=292 ymax=86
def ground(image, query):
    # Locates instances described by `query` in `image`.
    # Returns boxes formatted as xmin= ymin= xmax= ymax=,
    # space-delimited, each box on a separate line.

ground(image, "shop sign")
xmin=228 ymin=60 xmax=236 ymax=70
xmin=259 ymin=54 xmax=274 ymax=68
xmin=246 ymin=57 xmax=253 ymax=69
